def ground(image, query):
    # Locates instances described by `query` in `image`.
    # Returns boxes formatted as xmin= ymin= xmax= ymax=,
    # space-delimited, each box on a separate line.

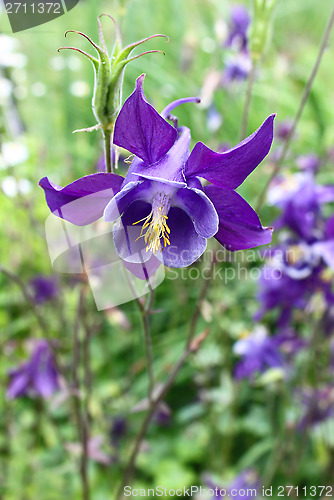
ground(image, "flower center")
xmin=132 ymin=193 xmax=171 ymax=254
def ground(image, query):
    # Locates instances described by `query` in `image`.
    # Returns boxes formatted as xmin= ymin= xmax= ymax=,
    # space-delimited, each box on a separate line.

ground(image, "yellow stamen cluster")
xmin=132 ymin=193 xmax=171 ymax=254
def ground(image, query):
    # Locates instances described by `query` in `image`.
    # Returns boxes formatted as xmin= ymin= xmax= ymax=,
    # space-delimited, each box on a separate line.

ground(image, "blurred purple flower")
xmin=256 ymin=238 xmax=334 ymax=325
xmin=222 ymin=53 xmax=251 ymax=87
xmin=275 ymin=328 xmax=308 ymax=356
xmin=233 ymin=326 xmax=283 ymax=379
xmin=255 ymin=249 xmax=319 ymax=327
xmin=40 ymin=74 xmax=274 ymax=268
xmin=298 ymin=387 xmax=334 ymax=430
xmin=66 ymin=435 xmax=112 ymax=465
xmin=206 ymin=469 xmax=260 ymax=499
xmin=7 ymin=340 xmax=59 ymax=399
xmin=229 ymin=469 xmax=260 ymax=499
xmin=110 ymin=415 xmax=128 ymax=447
xmin=207 ymin=104 xmax=223 ymax=133
xmin=268 ymin=172 xmax=334 ymax=243
xmin=275 ymin=120 xmax=293 ymax=141
xmin=296 ymin=154 xmax=320 ymax=173
xmin=29 ymin=275 xmax=59 ymax=304
xmin=153 ymin=402 xmax=172 ymax=427
xmin=226 ymin=5 xmax=251 ymax=53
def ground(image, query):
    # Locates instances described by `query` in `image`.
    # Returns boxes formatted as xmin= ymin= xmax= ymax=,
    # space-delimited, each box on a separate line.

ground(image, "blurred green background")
xmin=1 ymin=0 xmax=334 ymax=498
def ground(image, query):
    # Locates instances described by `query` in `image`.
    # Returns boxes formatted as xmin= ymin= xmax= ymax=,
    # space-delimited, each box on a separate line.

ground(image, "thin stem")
xmin=240 ymin=61 xmax=257 ymax=140
xmin=115 ymin=260 xmax=214 ymax=500
xmin=72 ymin=287 xmax=90 ymax=500
xmin=256 ymin=5 xmax=334 ymax=210
xmin=133 ymin=289 xmax=155 ymax=403
xmin=104 ymin=129 xmax=113 ymax=173
xmin=83 ymin=316 xmax=93 ymax=416
xmin=139 ymin=289 xmax=156 ymax=402
xmin=0 ymin=266 xmax=64 ymax=378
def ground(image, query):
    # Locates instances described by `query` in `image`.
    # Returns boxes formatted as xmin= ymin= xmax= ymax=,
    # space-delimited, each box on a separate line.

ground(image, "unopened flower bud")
xmin=58 ymin=14 xmax=168 ymax=134
xmin=249 ymin=0 xmax=277 ymax=63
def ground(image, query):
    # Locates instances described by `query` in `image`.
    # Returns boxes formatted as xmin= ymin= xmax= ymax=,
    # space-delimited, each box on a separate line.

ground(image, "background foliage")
xmin=1 ymin=0 xmax=334 ymax=498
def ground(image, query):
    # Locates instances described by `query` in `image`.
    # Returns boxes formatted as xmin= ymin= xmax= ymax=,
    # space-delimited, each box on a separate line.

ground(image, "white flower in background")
xmin=0 ymin=35 xmax=27 ymax=68
xmin=0 ymin=141 xmax=29 ymax=168
xmin=50 ymin=56 xmax=66 ymax=71
xmin=0 ymin=77 xmax=13 ymax=103
xmin=2 ymin=176 xmax=32 ymax=197
xmin=31 ymin=82 xmax=46 ymax=97
xmin=0 ymin=35 xmax=18 ymax=53
xmin=70 ymin=80 xmax=90 ymax=98
xmin=67 ymin=55 xmax=82 ymax=71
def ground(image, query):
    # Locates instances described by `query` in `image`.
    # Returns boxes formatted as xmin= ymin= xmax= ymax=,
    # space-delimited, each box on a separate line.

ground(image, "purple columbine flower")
xmin=29 ymin=275 xmax=59 ymax=304
xmin=257 ymin=171 xmax=334 ymax=324
xmin=255 ymin=243 xmax=323 ymax=327
xmin=268 ymin=172 xmax=334 ymax=243
xmin=7 ymin=340 xmax=59 ymax=399
xmin=226 ymin=5 xmax=251 ymax=53
xmin=233 ymin=326 xmax=283 ymax=379
xmin=40 ymin=74 xmax=274 ymax=268
xmin=268 ymin=172 xmax=334 ymax=273
xmin=298 ymin=387 xmax=334 ymax=430
xmin=255 ymin=237 xmax=334 ymax=326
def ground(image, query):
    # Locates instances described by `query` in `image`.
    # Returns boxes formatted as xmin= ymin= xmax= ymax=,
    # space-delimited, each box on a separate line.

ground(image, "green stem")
xmin=240 ymin=61 xmax=257 ymax=140
xmin=103 ymin=129 xmax=113 ymax=173
xmin=72 ymin=286 xmax=90 ymax=500
xmin=256 ymin=4 xmax=334 ymax=211
xmin=139 ymin=289 xmax=156 ymax=403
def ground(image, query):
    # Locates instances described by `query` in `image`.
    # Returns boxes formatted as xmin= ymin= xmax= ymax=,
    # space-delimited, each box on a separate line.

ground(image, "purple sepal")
xmin=113 ymin=74 xmax=178 ymax=164
xmin=205 ymin=185 xmax=273 ymax=250
xmin=40 ymin=173 xmax=124 ymax=226
xmin=185 ymin=114 xmax=275 ymax=189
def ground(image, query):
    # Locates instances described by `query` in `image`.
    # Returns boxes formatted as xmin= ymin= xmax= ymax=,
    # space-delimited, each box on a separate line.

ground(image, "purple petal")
xmin=113 ymin=74 xmax=178 ymax=164
xmin=33 ymin=354 xmax=59 ymax=398
xmin=131 ymin=127 xmax=190 ymax=187
xmin=173 ymin=187 xmax=218 ymax=238
xmin=185 ymin=115 xmax=275 ymax=189
xmin=204 ymin=186 xmax=273 ymax=250
xmin=7 ymin=368 xmax=30 ymax=399
xmin=113 ymin=201 xmax=154 ymax=264
xmin=40 ymin=173 xmax=124 ymax=226
xmin=104 ymin=180 xmax=153 ymax=222
xmin=313 ymin=240 xmax=334 ymax=270
xmin=316 ymin=185 xmax=334 ymax=204
xmin=160 ymin=207 xmax=207 ymax=268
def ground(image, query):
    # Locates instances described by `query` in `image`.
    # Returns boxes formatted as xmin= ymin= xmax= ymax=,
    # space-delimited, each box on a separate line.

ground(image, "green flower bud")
xmin=59 ymin=14 xmax=168 ymax=133
xmin=249 ymin=0 xmax=277 ymax=63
